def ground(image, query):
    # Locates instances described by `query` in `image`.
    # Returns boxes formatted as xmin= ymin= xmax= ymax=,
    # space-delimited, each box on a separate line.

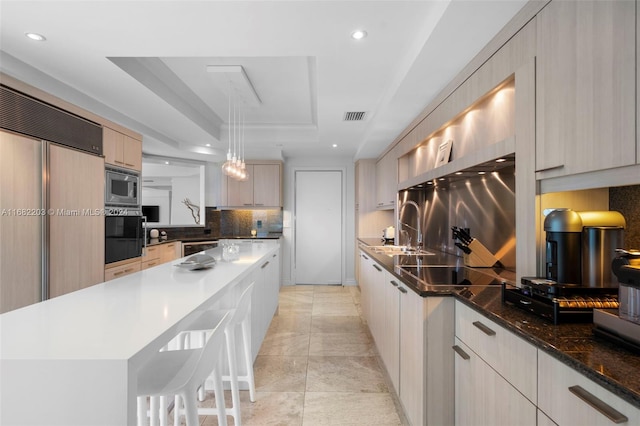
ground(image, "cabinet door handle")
xmin=372 ymin=264 xmax=382 ymax=272
xmin=390 ymin=280 xmax=399 ymax=287
xmin=472 ymin=321 xmax=496 ymax=336
xmin=398 ymin=287 xmax=408 ymax=294
xmin=568 ymin=385 xmax=628 ymax=424
xmin=362 ymin=255 xmax=369 ymax=260
xmin=452 ymin=345 xmax=470 ymax=360
xmin=254 ymin=203 xmax=264 ymax=206
xmin=261 ymin=261 xmax=270 ymax=269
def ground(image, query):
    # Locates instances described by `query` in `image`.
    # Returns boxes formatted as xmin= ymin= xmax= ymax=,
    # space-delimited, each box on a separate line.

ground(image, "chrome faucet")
xmin=399 ymin=200 xmax=422 ymax=251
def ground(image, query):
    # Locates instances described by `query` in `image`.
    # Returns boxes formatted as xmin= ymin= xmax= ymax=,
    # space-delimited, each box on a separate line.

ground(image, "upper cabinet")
xmin=375 ymin=150 xmax=397 ymax=210
xmin=222 ymin=161 xmax=282 ymax=208
xmin=535 ymin=0 xmax=636 ymax=178
xmin=103 ymin=126 xmax=142 ymax=171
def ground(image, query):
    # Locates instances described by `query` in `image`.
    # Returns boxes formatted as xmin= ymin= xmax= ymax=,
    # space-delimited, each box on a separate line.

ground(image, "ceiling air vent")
xmin=343 ymin=111 xmax=367 ymax=121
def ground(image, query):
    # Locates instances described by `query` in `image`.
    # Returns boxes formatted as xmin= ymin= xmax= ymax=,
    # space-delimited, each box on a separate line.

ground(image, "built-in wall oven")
xmin=105 ymin=207 xmax=145 ymax=264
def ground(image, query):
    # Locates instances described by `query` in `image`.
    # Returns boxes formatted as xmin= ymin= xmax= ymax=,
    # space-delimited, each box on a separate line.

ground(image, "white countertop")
xmin=0 ymin=240 xmax=280 ymax=425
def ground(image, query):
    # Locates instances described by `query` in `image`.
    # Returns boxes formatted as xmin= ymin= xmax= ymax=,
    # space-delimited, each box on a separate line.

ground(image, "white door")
xmin=294 ymin=170 xmax=342 ymax=284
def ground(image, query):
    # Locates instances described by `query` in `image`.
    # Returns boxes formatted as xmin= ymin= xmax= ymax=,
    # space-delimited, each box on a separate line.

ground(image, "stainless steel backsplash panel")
xmin=400 ymin=166 xmax=516 ymax=270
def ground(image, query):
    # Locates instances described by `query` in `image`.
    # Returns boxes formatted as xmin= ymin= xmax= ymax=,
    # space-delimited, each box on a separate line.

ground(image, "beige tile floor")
xmin=183 ymin=285 xmax=407 ymax=426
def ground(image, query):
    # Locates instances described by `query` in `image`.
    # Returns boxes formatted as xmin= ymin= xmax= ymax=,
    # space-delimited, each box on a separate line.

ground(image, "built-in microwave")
xmin=105 ymin=166 xmax=139 ymax=206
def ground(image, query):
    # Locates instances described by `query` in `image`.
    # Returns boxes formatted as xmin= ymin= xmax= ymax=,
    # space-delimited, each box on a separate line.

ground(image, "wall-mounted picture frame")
xmin=434 ymin=139 xmax=453 ymax=168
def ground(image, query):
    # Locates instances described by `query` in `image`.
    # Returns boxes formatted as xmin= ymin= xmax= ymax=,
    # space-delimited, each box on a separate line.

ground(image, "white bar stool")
xmin=174 ymin=281 xmax=256 ymax=426
xmin=136 ymin=311 xmax=231 ymax=426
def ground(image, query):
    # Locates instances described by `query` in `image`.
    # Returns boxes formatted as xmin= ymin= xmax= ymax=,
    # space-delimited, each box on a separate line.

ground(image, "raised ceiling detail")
xmin=206 ymin=65 xmax=262 ymax=108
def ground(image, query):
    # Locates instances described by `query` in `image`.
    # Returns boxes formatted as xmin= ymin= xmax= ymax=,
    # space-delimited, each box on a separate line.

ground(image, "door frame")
xmin=291 ymin=166 xmax=347 ymax=285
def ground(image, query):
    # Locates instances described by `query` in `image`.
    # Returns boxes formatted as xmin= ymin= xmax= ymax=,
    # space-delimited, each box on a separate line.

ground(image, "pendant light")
xmin=221 ymin=89 xmax=234 ymax=177
xmin=222 ymin=82 xmax=250 ymax=181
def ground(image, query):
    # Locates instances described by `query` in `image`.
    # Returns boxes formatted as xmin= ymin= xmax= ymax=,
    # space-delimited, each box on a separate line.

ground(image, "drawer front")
xmin=104 ymin=261 xmax=141 ymax=281
xmin=538 ymin=350 xmax=640 ymax=426
xmin=141 ymin=258 xmax=161 ymax=270
xmin=141 ymin=245 xmax=160 ymax=261
xmin=455 ymin=301 xmax=537 ymax=403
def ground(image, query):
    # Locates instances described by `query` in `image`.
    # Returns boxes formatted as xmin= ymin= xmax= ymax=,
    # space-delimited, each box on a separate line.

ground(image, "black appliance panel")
xmin=105 ymin=215 xmax=144 ymax=264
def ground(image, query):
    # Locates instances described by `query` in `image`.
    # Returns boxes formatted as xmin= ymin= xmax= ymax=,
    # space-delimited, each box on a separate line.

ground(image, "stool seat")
xmin=174 ymin=281 xmax=256 ymax=426
xmin=137 ymin=311 xmax=231 ymax=426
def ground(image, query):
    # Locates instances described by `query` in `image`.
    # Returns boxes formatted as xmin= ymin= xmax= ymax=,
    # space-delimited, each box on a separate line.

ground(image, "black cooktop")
xmin=399 ymin=265 xmax=506 ymax=286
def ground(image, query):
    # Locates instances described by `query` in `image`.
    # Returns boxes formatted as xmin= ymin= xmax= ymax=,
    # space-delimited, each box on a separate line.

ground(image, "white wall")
xmin=171 ymin=175 xmax=201 ymax=225
xmin=282 ymin=156 xmax=356 ymax=286
xmin=141 ymin=187 xmax=170 ymax=224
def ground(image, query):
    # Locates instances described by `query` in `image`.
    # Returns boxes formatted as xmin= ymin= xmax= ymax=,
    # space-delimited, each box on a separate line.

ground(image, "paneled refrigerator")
xmin=0 ymin=86 xmax=104 ymax=313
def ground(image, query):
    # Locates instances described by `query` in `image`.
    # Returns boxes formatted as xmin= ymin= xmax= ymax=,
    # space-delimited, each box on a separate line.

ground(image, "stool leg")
xmin=197 ymin=330 xmax=206 ymax=402
xmin=137 ymin=396 xmax=147 ymax=426
xmin=159 ymin=395 xmax=168 ymax=426
xmin=241 ymin=318 xmax=256 ymax=402
xmin=211 ymin=363 xmax=228 ymax=426
xmin=224 ymin=326 xmax=241 ymax=424
xmin=173 ymin=395 xmax=181 ymax=426
xmin=181 ymin=387 xmax=200 ymax=426
xmin=150 ymin=396 xmax=159 ymax=426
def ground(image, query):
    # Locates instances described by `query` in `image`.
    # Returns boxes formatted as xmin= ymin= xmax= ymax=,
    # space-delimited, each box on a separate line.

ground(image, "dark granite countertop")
xmin=147 ymin=235 xmax=282 ymax=246
xmin=357 ymin=238 xmax=640 ymax=409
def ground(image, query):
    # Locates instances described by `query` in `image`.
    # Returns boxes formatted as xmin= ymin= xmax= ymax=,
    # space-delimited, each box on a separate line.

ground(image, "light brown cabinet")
xmin=375 ymin=151 xmax=397 ymax=210
xmin=538 ymin=350 xmax=640 ymax=425
xmin=224 ymin=162 xmax=282 ymax=207
xmin=159 ymin=242 xmax=179 ymax=263
xmin=535 ymin=0 xmax=636 ymax=178
xmin=103 ymin=127 xmax=142 ymax=171
xmin=49 ymin=144 xmax=105 ymax=298
xmin=104 ymin=260 xmax=141 ymax=281
xmin=140 ymin=241 xmax=179 ymax=270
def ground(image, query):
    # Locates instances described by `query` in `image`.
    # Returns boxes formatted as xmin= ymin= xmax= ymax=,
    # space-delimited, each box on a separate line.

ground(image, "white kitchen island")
xmin=0 ymin=240 xmax=280 ymax=426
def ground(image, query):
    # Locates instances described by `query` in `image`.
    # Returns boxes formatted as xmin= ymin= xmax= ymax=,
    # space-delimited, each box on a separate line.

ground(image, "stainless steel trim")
xmin=142 ymin=216 xmax=148 ymax=256
xmin=568 ymin=385 xmax=628 ymax=424
xmin=472 ymin=321 xmax=496 ymax=336
xmin=452 ymin=345 xmax=471 ymax=360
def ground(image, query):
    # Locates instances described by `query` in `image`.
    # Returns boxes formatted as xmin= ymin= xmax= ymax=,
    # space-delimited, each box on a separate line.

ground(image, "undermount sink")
xmin=369 ymin=246 xmax=434 ymax=256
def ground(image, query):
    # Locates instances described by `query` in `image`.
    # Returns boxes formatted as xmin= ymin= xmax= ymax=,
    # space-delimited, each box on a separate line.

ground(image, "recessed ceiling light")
xmin=478 ymin=171 xmax=486 ymax=175
xmin=164 ymin=161 xmax=170 ymax=165
xmin=332 ymin=144 xmax=338 ymax=148
xmin=455 ymin=172 xmax=463 ymax=175
xmin=496 ymin=158 xmax=506 ymax=163
xmin=25 ymin=32 xmax=46 ymax=41
xmin=351 ymin=30 xmax=367 ymax=40
xmin=205 ymin=143 xmax=211 ymax=147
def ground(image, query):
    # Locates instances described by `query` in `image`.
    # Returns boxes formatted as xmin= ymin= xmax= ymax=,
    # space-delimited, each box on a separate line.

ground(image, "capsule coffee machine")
xmin=503 ymin=209 xmax=626 ymax=323
xmin=545 ymin=209 xmax=626 ymax=287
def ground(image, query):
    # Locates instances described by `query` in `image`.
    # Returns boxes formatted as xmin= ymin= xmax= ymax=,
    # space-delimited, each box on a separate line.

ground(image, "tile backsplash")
xmin=148 ymin=208 xmax=284 ymax=240
xmin=610 ymin=184 xmax=640 ymax=249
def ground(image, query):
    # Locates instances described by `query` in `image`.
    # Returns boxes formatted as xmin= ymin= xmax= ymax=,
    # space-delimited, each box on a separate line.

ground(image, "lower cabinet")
xmin=363 ymin=255 xmax=454 ymax=426
xmin=250 ymin=248 xmax=281 ymax=361
xmin=104 ymin=260 xmax=141 ymax=281
xmin=538 ymin=350 xmax=640 ymax=426
xmin=453 ymin=337 xmax=536 ymax=426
